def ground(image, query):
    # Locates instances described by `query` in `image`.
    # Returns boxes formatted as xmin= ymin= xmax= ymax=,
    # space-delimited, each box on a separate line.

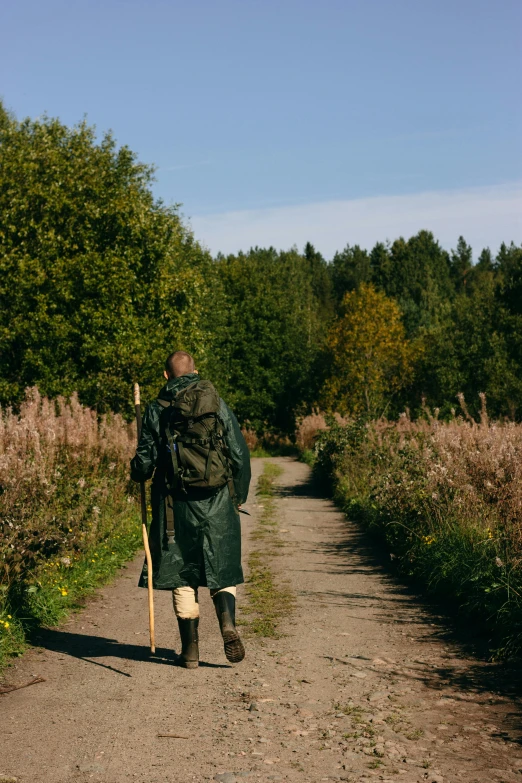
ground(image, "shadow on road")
xmin=275 ymin=464 xmax=522 ymax=743
xmin=29 ymin=627 xmax=231 ymax=675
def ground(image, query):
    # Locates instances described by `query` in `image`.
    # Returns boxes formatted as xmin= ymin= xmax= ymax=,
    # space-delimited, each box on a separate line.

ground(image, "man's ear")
xmin=163 ymin=370 xmax=169 ymax=380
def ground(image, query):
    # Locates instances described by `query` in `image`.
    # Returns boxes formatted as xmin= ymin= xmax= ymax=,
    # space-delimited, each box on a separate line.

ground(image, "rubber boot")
xmin=213 ymin=591 xmax=245 ymax=663
xmin=177 ymin=617 xmax=199 ymax=669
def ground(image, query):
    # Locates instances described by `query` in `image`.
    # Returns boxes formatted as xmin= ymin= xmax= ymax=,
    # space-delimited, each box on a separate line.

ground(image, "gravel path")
xmin=1 ymin=457 xmax=521 ymax=783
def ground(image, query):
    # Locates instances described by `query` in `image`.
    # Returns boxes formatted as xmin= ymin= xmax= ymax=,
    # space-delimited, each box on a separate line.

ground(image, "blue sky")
xmin=1 ymin=0 xmax=521 ymax=257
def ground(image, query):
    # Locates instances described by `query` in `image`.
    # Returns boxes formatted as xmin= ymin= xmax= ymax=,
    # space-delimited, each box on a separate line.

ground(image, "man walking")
xmin=130 ymin=350 xmax=251 ymax=668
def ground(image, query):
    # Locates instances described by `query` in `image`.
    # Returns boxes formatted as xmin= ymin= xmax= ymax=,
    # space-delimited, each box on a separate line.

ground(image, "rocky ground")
xmin=1 ymin=457 xmax=522 ymax=783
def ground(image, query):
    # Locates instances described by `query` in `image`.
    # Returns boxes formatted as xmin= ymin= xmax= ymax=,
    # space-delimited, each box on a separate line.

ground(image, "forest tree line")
xmin=1 ymin=103 xmax=521 ymax=430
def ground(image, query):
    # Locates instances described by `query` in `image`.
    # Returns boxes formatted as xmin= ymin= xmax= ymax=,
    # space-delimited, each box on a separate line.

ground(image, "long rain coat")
xmin=130 ymin=373 xmax=251 ymax=591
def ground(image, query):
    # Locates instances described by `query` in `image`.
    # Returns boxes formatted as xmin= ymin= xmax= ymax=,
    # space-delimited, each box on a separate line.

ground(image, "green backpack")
xmin=158 ymin=379 xmax=232 ymax=494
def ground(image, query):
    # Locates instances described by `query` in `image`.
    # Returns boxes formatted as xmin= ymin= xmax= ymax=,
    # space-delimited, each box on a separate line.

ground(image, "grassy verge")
xmin=0 ymin=508 xmax=141 ymax=671
xmin=311 ymin=417 xmax=522 ymax=658
xmin=241 ymin=461 xmax=295 ymax=638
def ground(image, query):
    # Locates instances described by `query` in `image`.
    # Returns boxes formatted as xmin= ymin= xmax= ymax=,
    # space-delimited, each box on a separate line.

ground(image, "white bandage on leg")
xmin=210 ymin=586 xmax=237 ymax=599
xmin=172 ymin=586 xmax=200 ymax=619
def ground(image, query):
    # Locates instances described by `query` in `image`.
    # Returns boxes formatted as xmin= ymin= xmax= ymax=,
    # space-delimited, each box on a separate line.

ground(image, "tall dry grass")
xmin=241 ymin=426 xmax=295 ymax=456
xmin=295 ymin=410 xmax=348 ymax=451
xmin=0 ymin=387 xmax=136 ymax=594
xmin=313 ymin=402 xmax=522 ymax=655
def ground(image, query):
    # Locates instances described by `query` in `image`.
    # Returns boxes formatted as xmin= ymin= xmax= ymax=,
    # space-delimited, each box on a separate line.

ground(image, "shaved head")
xmin=165 ymin=351 xmax=196 ymax=378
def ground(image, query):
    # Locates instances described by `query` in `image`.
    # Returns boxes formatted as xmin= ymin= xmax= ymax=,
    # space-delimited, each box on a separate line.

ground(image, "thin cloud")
xmin=190 ymin=182 xmax=522 ymax=259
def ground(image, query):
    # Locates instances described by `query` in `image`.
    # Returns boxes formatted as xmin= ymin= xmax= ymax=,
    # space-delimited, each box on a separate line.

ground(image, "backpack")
xmin=158 ymin=379 xmax=232 ymax=494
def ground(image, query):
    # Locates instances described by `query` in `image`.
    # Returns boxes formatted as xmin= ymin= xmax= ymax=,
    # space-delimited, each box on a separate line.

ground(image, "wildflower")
xmin=77 ymin=478 xmax=86 ymax=488
xmin=422 ymin=535 xmax=436 ymax=545
xmin=7 ymin=615 xmax=11 ymax=619
xmin=60 ymin=589 xmax=68 ymax=596
xmin=4 ymin=622 xmax=9 ymax=628
xmin=92 ymin=506 xmax=101 ymax=516
xmin=495 ymin=556 xmax=504 ymax=568
xmin=60 ymin=557 xmax=71 ymax=567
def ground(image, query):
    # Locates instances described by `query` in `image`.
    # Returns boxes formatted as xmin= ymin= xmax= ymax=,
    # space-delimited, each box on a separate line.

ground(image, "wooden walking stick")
xmin=134 ymin=383 xmax=156 ymax=654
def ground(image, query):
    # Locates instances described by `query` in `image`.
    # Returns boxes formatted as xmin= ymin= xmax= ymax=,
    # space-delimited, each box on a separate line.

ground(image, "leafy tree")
xmin=450 ymin=236 xmax=473 ymax=292
xmin=0 ymin=102 xmax=216 ymax=414
xmin=216 ymin=247 xmax=327 ymax=430
xmin=330 ymin=244 xmax=371 ymax=304
xmin=304 ymin=242 xmax=335 ymax=321
xmin=320 ymin=284 xmax=419 ymax=416
xmin=417 ymin=275 xmax=522 ymax=420
xmin=382 ymin=231 xmax=454 ymax=335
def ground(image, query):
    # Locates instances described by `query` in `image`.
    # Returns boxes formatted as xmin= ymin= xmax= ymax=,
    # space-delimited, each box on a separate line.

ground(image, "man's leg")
xmin=211 ymin=586 xmax=245 ymax=663
xmin=172 ymin=586 xmax=199 ymax=669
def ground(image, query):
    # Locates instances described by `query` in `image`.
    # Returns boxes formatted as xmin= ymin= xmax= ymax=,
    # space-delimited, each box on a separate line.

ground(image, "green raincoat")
xmin=130 ymin=373 xmax=251 ymax=591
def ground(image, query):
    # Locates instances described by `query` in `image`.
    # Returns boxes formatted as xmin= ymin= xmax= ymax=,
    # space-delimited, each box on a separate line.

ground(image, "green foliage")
xmin=321 ymin=284 xmax=420 ymax=417
xmin=0 ymin=387 xmax=141 ymax=671
xmin=374 ymin=231 xmax=454 ymax=335
xmin=1 ymin=100 xmax=521 ymax=425
xmin=215 ymin=246 xmax=331 ymax=431
xmin=1 ymin=518 xmax=141 ymax=669
xmin=331 ymin=244 xmax=371 ymax=302
xmin=0 ymin=101 xmax=217 ymax=415
xmin=417 ymin=242 xmax=522 ymax=419
xmin=313 ymin=415 xmax=522 ymax=657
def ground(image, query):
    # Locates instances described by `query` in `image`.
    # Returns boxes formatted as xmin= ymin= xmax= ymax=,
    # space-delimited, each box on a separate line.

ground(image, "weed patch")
xmin=241 ymin=461 xmax=295 ymax=638
xmin=0 ymin=388 xmax=142 ymax=672
xmin=313 ymin=410 xmax=522 ymax=657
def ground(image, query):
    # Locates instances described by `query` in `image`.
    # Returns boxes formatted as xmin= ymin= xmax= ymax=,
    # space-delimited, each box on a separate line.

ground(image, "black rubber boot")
xmin=213 ymin=591 xmax=245 ymax=663
xmin=177 ymin=617 xmax=199 ymax=669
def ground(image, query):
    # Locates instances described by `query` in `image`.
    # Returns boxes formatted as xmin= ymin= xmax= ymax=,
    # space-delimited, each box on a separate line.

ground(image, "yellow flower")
xmin=7 ymin=615 xmax=11 ymax=619
xmin=4 ymin=622 xmax=10 ymax=628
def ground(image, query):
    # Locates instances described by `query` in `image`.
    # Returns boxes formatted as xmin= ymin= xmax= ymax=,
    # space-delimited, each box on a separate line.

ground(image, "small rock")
xmin=214 ymin=774 xmax=237 ymax=783
xmin=426 ymin=775 xmax=444 ymax=783
xmin=367 ymin=691 xmax=388 ymax=702
xmin=249 ymin=703 xmax=259 ymax=712
xmin=0 ymin=777 xmax=19 ymax=783
xmin=258 ymin=738 xmax=270 ymax=744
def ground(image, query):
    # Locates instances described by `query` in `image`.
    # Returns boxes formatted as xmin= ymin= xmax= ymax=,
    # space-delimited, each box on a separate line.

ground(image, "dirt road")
xmin=1 ymin=458 xmax=522 ymax=783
